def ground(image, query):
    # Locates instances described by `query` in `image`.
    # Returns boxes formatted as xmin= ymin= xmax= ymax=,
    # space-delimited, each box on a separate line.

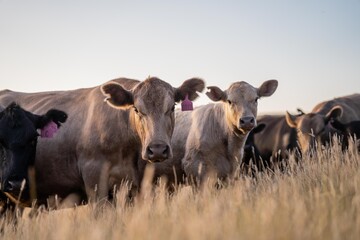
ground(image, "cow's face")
xmin=206 ymin=80 xmax=278 ymax=135
xmin=0 ymin=103 xmax=67 ymax=198
xmin=101 ymin=77 xmax=205 ymax=162
xmin=285 ymin=106 xmax=342 ymax=155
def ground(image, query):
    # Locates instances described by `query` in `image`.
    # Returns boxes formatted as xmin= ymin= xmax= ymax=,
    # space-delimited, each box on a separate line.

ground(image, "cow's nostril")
xmin=4 ymin=180 xmax=18 ymax=193
xmin=147 ymin=147 xmax=153 ymax=155
xmin=4 ymin=182 xmax=13 ymax=192
xmin=163 ymin=145 xmax=169 ymax=155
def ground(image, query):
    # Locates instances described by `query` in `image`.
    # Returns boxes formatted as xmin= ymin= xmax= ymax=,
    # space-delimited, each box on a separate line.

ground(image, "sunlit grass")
xmin=1 ymin=139 xmax=360 ymax=240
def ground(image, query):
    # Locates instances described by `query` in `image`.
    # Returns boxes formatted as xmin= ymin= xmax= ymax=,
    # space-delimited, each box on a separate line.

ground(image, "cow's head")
xmin=285 ymin=106 xmax=343 ymax=155
xmin=206 ymin=80 xmax=278 ymax=135
xmin=0 ymin=102 xmax=67 ymax=199
xmin=101 ymin=77 xmax=205 ymax=162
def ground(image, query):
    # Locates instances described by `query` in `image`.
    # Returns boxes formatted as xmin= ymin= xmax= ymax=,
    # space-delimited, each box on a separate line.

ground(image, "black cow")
xmin=330 ymin=119 xmax=360 ymax=151
xmin=241 ymin=123 xmax=266 ymax=174
xmin=0 ymin=102 xmax=67 ymax=209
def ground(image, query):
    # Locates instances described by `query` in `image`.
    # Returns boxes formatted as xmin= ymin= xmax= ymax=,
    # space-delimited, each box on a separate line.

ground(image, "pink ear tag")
xmin=181 ymin=94 xmax=193 ymax=111
xmin=40 ymin=121 xmax=58 ymax=138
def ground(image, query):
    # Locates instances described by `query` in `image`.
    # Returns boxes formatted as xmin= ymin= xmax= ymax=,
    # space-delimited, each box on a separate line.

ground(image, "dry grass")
xmin=1 ymin=139 xmax=360 ymax=240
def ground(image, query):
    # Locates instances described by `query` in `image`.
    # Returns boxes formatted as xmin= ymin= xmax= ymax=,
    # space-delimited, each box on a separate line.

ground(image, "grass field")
xmin=1 ymin=139 xmax=360 ymax=240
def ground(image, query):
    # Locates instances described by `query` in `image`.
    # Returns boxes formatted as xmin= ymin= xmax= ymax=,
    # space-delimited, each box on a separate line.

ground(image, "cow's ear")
xmin=297 ymin=108 xmax=306 ymax=116
xmin=43 ymin=109 xmax=68 ymax=127
xmin=252 ymin=123 xmax=266 ymax=134
xmin=325 ymin=106 xmax=343 ymax=124
xmin=258 ymin=80 xmax=278 ymax=97
xmin=174 ymin=78 xmax=205 ymax=102
xmin=206 ymin=86 xmax=227 ymax=102
xmin=101 ymin=82 xmax=134 ymax=109
xmin=330 ymin=119 xmax=346 ymax=132
xmin=285 ymin=111 xmax=299 ymax=128
xmin=21 ymin=110 xmax=59 ymax=138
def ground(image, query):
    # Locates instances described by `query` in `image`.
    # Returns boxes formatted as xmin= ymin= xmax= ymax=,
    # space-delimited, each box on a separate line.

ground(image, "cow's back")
xmin=312 ymin=94 xmax=360 ymax=122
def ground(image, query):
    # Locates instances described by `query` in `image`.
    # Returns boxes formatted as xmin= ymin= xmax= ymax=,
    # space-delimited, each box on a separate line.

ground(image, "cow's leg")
xmin=80 ymin=158 xmax=110 ymax=203
xmin=106 ymin=154 xmax=141 ymax=203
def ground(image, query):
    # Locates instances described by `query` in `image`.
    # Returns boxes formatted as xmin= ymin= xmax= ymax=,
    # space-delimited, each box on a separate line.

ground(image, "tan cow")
xmin=151 ymin=80 xmax=278 ymax=186
xmin=0 ymin=76 xmax=205 ymax=204
xmin=286 ymin=93 xmax=360 ymax=155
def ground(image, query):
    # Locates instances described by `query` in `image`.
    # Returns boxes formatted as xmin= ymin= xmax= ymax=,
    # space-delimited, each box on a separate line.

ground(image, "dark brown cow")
xmin=253 ymin=114 xmax=300 ymax=165
xmin=286 ymin=94 xmax=360 ymax=155
xmin=0 ymin=77 xmax=205 ymax=204
xmin=330 ymin=119 xmax=360 ymax=151
xmin=241 ymin=123 xmax=266 ymax=174
xmin=154 ymin=80 xmax=278 ymax=185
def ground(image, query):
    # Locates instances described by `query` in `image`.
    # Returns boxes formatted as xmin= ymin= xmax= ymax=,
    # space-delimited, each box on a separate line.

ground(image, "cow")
xmin=0 ymin=76 xmax=205 ymax=205
xmin=165 ymin=80 xmax=278 ymax=185
xmin=285 ymin=94 xmax=360 ymax=156
xmin=330 ymin=119 xmax=360 ymax=151
xmin=0 ymin=102 xmax=67 ymax=212
xmin=240 ymin=123 xmax=266 ymax=174
xmin=252 ymin=113 xmax=302 ymax=166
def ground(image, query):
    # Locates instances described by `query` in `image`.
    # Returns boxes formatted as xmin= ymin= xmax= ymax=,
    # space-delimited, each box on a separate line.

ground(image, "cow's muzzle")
xmin=145 ymin=141 xmax=171 ymax=162
xmin=239 ymin=116 xmax=256 ymax=133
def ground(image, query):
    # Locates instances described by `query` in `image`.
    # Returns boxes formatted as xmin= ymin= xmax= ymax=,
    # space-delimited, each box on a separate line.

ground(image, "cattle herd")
xmin=0 ymin=76 xmax=359 ymax=214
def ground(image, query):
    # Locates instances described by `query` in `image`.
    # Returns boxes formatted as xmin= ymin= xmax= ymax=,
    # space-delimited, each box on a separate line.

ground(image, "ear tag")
xmin=181 ymin=94 xmax=193 ymax=111
xmin=40 ymin=121 xmax=58 ymax=138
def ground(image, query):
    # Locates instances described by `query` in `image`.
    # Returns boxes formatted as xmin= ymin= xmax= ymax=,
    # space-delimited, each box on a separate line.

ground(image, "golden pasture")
xmin=1 ymin=139 xmax=360 ymax=240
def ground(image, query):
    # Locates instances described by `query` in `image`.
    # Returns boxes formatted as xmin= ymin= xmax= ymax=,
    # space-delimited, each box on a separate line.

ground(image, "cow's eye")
xmin=255 ymin=97 xmax=259 ymax=104
xmin=133 ymin=107 xmax=146 ymax=117
xmin=227 ymin=100 xmax=232 ymax=105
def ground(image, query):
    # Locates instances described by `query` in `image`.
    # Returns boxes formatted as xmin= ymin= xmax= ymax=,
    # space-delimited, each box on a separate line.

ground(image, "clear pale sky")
xmin=1 ymin=0 xmax=359 ymax=114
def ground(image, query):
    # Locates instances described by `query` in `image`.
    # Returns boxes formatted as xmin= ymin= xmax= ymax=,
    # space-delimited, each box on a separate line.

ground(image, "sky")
xmin=1 ymin=0 xmax=359 ymax=114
